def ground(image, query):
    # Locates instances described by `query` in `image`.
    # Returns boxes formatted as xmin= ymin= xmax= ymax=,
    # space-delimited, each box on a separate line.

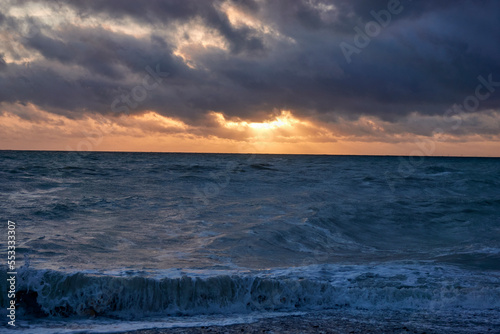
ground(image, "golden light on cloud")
xmin=130 ymin=111 xmax=189 ymax=130
xmin=222 ymin=2 xmax=268 ymax=33
xmin=249 ymin=111 xmax=300 ymax=130
xmin=220 ymin=1 xmax=295 ymax=44
xmin=1 ymin=102 xmax=499 ymax=156
xmin=171 ymin=19 xmax=229 ymax=69
xmin=100 ymin=19 xmax=152 ymax=39
xmin=212 ymin=110 xmax=306 ymax=132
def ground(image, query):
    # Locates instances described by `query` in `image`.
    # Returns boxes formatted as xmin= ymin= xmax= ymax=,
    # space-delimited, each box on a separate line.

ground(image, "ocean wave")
xmin=250 ymin=163 xmax=279 ymax=171
xmin=1 ymin=264 xmax=499 ymax=320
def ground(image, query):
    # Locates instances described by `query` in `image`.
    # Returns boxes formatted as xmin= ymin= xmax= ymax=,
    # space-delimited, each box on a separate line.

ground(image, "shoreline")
xmin=115 ymin=310 xmax=498 ymax=334
xmin=116 ymin=315 xmax=424 ymax=334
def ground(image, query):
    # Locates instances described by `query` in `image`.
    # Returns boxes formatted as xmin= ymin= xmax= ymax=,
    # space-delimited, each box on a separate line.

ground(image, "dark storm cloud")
xmin=0 ymin=54 xmax=6 ymax=71
xmin=1 ymin=0 xmax=500 ymax=130
xmin=61 ymin=0 xmax=266 ymax=54
xmin=22 ymin=26 xmax=184 ymax=80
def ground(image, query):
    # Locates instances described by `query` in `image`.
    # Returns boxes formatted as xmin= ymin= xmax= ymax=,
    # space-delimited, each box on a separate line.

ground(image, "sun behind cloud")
xmin=212 ymin=110 xmax=302 ymax=131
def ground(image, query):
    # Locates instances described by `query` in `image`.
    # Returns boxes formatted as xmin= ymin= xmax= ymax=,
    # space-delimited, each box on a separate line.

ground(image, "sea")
xmin=0 ymin=151 xmax=499 ymax=333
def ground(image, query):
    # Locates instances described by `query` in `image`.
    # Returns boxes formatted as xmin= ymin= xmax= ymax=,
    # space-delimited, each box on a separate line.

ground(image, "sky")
xmin=0 ymin=0 xmax=499 ymax=156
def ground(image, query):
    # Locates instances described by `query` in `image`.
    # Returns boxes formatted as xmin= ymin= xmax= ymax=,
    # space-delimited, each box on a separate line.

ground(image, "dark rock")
xmin=16 ymin=290 xmax=47 ymax=318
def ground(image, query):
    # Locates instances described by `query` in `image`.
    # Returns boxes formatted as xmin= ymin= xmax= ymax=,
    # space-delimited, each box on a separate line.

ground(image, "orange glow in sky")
xmin=1 ymin=103 xmax=499 ymax=157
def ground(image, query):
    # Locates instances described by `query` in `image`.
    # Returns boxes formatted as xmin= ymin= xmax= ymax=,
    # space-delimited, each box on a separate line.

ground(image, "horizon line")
xmin=1 ymin=149 xmax=499 ymax=158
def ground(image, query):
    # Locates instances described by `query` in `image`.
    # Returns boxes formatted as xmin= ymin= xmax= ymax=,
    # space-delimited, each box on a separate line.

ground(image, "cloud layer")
xmin=1 ymin=0 xmax=499 ymax=152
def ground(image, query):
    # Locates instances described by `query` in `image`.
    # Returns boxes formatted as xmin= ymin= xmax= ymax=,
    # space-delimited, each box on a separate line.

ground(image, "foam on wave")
xmin=1 ymin=263 xmax=499 ymax=320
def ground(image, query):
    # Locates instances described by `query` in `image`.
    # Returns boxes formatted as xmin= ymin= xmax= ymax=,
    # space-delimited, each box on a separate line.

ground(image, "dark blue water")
xmin=1 ymin=151 xmax=499 ymax=332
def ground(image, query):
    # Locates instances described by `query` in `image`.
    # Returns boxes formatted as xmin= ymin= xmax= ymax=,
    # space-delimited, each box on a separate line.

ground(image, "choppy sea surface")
xmin=1 ymin=151 xmax=499 ymax=333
